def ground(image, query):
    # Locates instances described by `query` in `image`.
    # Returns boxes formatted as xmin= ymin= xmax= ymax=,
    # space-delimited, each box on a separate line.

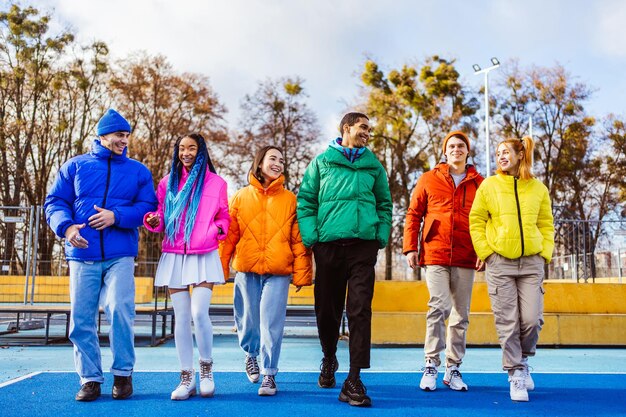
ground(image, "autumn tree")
xmin=0 ymin=4 xmax=87 ymax=274
xmin=110 ymin=52 xmax=227 ymax=184
xmin=492 ymin=61 xmax=626 ymax=278
xmin=359 ymin=56 xmax=479 ymax=279
xmin=493 ymin=61 xmax=595 ymax=204
xmin=220 ymin=77 xmax=320 ymax=191
xmin=109 ymin=52 xmax=228 ymax=275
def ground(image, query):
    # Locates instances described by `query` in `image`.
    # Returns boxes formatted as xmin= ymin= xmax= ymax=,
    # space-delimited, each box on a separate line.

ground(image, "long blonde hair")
xmin=495 ymin=136 xmax=535 ymax=180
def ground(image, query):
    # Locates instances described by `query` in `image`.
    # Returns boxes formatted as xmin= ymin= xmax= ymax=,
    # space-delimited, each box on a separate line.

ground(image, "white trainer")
xmin=171 ymin=369 xmax=196 ymax=400
xmin=419 ymin=359 xmax=438 ymax=391
xmin=521 ymin=357 xmax=534 ymax=391
xmin=199 ymin=360 xmax=215 ymax=397
xmin=245 ymin=355 xmax=260 ymax=383
xmin=443 ymin=365 xmax=468 ymax=391
xmin=258 ymin=375 xmax=277 ymax=396
xmin=509 ymin=369 xmax=529 ymax=402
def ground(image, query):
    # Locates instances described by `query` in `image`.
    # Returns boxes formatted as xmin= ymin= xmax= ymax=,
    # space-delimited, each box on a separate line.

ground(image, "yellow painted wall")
xmin=368 ymin=281 xmax=626 ymax=345
xmin=0 ymin=275 xmax=154 ymax=303
xmin=3 ymin=276 xmax=626 ymax=345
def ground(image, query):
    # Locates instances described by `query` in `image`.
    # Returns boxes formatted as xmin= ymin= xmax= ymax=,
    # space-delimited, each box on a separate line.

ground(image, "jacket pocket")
xmin=422 ymin=217 xmax=438 ymax=243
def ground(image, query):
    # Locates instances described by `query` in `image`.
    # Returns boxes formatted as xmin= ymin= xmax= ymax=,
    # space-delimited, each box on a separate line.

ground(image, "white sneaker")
xmin=419 ymin=359 xmax=438 ymax=391
xmin=258 ymin=375 xmax=277 ymax=396
xmin=199 ymin=360 xmax=215 ymax=397
xmin=509 ymin=369 xmax=529 ymax=402
xmin=245 ymin=355 xmax=260 ymax=383
xmin=443 ymin=365 xmax=468 ymax=391
xmin=521 ymin=357 xmax=534 ymax=391
xmin=171 ymin=369 xmax=196 ymax=400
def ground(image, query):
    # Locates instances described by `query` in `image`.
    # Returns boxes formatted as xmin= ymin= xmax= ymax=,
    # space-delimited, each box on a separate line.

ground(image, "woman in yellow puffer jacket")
xmin=219 ymin=145 xmax=312 ymax=396
xmin=469 ymin=136 xmax=554 ymax=403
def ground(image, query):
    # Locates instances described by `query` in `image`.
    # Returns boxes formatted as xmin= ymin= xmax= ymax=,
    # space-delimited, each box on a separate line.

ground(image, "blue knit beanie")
xmin=97 ymin=109 xmax=132 ymax=136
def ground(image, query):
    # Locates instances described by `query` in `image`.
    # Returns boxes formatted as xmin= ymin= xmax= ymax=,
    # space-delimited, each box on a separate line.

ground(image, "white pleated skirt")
xmin=154 ymin=251 xmax=225 ymax=289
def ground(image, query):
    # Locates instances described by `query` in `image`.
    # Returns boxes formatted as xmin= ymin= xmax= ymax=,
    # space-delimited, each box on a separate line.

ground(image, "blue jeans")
xmin=234 ymin=272 xmax=290 ymax=376
xmin=68 ymin=256 xmax=136 ymax=384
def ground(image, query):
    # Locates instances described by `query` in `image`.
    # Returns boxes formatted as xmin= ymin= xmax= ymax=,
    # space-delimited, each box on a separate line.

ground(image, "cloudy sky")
xmin=29 ymin=0 xmax=626 ymax=138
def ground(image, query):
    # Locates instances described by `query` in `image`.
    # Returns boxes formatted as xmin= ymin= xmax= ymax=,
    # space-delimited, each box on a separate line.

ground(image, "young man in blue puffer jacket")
xmin=44 ymin=109 xmax=157 ymax=402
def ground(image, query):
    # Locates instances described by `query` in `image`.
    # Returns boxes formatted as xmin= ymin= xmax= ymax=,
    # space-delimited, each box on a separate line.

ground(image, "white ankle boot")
xmin=199 ymin=360 xmax=215 ymax=397
xmin=171 ymin=369 xmax=196 ymax=400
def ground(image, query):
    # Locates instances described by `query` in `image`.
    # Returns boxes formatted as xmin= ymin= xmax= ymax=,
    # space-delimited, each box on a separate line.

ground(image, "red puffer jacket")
xmin=403 ymin=163 xmax=484 ymax=268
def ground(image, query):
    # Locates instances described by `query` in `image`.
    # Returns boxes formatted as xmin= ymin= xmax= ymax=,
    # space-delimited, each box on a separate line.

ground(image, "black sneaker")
xmin=339 ymin=378 xmax=372 ymax=407
xmin=258 ymin=375 xmax=277 ymax=396
xmin=75 ymin=381 xmax=101 ymax=402
xmin=112 ymin=375 xmax=133 ymax=400
xmin=245 ymin=355 xmax=260 ymax=383
xmin=318 ymin=356 xmax=339 ymax=388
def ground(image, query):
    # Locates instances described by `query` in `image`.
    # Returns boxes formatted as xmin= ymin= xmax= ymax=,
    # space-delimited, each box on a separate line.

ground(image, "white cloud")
xmin=594 ymin=0 xmax=626 ymax=58
xmin=31 ymin=0 xmax=626 ymax=137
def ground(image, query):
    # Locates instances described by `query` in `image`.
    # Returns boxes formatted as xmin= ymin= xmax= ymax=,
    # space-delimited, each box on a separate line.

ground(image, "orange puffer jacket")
xmin=403 ymin=163 xmax=484 ymax=268
xmin=219 ymin=173 xmax=312 ymax=286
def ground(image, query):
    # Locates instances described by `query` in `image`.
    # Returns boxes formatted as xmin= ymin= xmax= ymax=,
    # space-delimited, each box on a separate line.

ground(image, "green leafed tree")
xmin=358 ymin=56 xmax=479 ymax=280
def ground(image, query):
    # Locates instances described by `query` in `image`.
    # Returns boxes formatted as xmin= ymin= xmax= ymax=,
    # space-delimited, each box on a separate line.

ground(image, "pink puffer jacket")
xmin=143 ymin=168 xmax=230 ymax=254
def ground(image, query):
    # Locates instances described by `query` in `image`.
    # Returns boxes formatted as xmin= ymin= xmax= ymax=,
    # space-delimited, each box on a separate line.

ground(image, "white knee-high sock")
xmin=191 ymin=286 xmax=214 ymax=362
xmin=171 ymin=291 xmax=194 ymax=370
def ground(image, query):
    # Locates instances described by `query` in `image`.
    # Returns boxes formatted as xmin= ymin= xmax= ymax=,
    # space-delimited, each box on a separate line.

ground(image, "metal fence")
xmin=0 ymin=206 xmax=165 ymax=304
xmin=1 ymin=206 xmax=625 ymax=304
xmin=376 ymin=219 xmax=626 ymax=282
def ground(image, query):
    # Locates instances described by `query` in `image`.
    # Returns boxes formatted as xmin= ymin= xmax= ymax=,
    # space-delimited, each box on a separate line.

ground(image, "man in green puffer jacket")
xmin=297 ymin=112 xmax=392 ymax=407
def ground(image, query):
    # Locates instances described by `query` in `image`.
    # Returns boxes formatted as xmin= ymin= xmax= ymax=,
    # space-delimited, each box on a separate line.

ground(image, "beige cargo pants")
xmin=423 ymin=265 xmax=475 ymax=367
xmin=485 ymin=253 xmax=545 ymax=373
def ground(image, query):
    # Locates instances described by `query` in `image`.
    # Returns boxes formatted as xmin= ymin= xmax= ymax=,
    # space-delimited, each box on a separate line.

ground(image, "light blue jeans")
xmin=68 ymin=256 xmax=136 ymax=384
xmin=234 ymin=272 xmax=290 ymax=376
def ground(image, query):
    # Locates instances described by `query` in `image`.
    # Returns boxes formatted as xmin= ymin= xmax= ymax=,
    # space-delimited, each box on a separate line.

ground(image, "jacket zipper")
xmin=514 ymin=177 xmax=525 ymax=257
xmin=100 ymin=155 xmax=112 ymax=260
xmin=449 ymin=172 xmax=456 ymax=265
xmin=462 ymin=186 xmax=467 ymax=208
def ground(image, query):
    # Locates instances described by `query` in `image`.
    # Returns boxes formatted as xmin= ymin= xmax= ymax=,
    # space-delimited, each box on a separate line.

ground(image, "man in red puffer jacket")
xmin=403 ymin=131 xmax=484 ymax=393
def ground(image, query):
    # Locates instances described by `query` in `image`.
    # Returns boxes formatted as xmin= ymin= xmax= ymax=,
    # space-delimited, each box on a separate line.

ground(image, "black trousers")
xmin=313 ymin=239 xmax=379 ymax=369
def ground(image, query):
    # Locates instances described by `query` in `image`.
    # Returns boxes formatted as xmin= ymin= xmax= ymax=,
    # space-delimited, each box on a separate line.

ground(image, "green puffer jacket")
xmin=297 ymin=145 xmax=393 ymax=249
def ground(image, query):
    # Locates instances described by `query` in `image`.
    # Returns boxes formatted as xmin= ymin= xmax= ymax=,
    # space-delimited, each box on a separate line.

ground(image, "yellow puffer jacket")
xmin=469 ymin=173 xmax=554 ymax=263
xmin=219 ymin=173 xmax=312 ymax=286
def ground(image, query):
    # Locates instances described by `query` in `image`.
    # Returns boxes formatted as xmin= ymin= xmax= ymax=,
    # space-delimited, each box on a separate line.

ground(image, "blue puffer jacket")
xmin=44 ymin=139 xmax=157 ymax=261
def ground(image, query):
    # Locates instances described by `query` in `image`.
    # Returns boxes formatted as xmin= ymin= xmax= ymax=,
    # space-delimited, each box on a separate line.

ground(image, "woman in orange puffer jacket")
xmin=219 ymin=145 xmax=312 ymax=397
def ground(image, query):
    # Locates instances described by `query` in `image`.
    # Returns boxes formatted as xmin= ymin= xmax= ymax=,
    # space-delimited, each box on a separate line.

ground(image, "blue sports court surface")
xmin=2 ymin=334 xmax=626 ymax=417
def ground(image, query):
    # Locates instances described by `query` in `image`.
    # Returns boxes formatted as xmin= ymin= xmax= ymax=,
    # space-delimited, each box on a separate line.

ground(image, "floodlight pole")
xmin=473 ymin=61 xmax=500 ymax=175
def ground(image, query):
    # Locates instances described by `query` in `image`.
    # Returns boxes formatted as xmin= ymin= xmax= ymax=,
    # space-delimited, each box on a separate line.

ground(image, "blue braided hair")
xmin=164 ymin=133 xmax=217 ymax=244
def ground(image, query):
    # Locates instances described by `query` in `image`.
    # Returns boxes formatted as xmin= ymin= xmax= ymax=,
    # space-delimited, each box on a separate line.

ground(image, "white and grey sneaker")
xmin=509 ymin=369 xmax=529 ymax=402
xmin=443 ymin=365 xmax=468 ymax=391
xmin=199 ymin=359 xmax=215 ymax=397
xmin=245 ymin=355 xmax=260 ymax=383
xmin=419 ymin=359 xmax=438 ymax=391
xmin=171 ymin=369 xmax=196 ymax=400
xmin=521 ymin=357 xmax=534 ymax=391
xmin=258 ymin=375 xmax=277 ymax=396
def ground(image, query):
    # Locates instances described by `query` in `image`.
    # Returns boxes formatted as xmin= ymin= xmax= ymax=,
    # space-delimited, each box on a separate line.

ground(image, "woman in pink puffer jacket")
xmin=144 ymin=133 xmax=229 ymax=400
